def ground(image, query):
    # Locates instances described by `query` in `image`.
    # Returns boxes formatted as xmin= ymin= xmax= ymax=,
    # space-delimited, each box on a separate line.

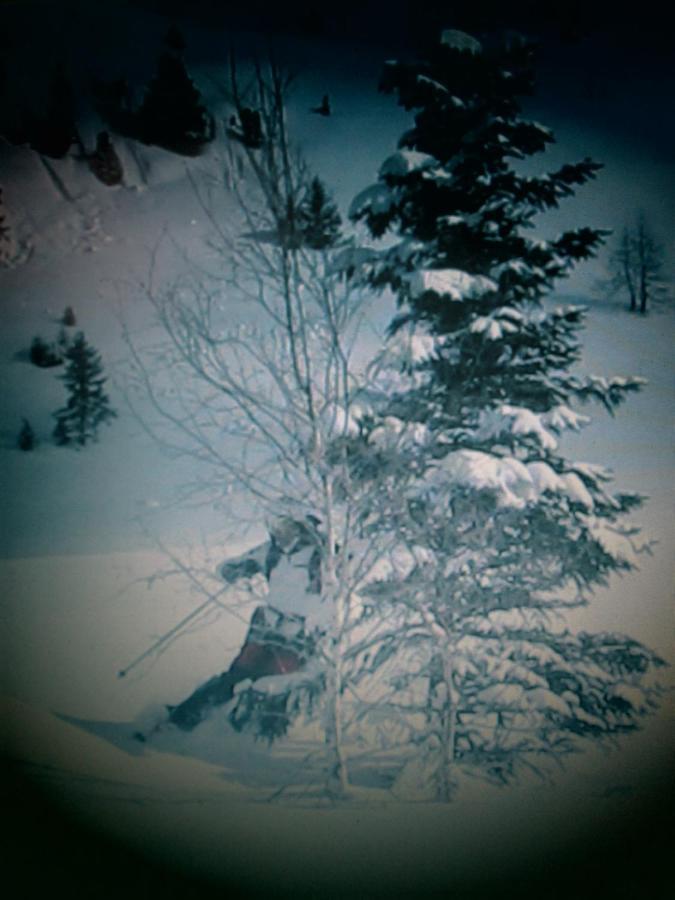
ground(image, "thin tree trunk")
xmin=325 ymin=643 xmax=350 ymax=799
xmin=322 ymin=491 xmax=351 ymax=800
xmin=640 ymin=268 xmax=648 ymax=314
xmin=622 ymin=258 xmax=636 ymax=311
xmin=439 ymin=646 xmax=457 ymax=802
xmin=637 ymin=217 xmax=648 ymax=314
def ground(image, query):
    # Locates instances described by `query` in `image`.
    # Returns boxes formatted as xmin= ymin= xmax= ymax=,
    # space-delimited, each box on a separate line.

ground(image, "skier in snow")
xmin=162 ymin=516 xmax=323 ymax=735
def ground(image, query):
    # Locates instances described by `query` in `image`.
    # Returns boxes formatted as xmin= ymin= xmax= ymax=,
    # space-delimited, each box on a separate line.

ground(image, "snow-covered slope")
xmin=1 ymin=2 xmax=673 ymax=894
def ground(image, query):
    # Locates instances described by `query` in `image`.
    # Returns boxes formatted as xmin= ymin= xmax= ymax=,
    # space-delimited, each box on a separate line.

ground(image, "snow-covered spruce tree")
xmin=343 ymin=31 xmax=665 ymax=799
xmin=124 ymin=59 xmax=403 ymax=799
xmin=53 ymin=332 xmax=116 ymax=447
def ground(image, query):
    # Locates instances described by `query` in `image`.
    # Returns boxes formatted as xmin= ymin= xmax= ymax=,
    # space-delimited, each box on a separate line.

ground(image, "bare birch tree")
xmin=122 ymin=57 xmax=407 ymax=799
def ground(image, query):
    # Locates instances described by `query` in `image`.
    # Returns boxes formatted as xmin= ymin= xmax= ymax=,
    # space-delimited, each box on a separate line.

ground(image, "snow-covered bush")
xmin=29 ymin=336 xmax=62 ymax=368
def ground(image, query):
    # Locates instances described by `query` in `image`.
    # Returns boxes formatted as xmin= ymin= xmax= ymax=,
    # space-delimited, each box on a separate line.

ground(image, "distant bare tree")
xmin=608 ymin=214 xmax=667 ymax=313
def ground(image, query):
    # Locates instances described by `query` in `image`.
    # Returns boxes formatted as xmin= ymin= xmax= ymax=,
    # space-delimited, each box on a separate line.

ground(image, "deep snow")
xmin=1 ymin=2 xmax=673 ymax=895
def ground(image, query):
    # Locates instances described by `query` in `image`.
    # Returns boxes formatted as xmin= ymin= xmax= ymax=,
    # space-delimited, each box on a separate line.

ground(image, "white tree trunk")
xmin=324 ymin=634 xmax=350 ymax=798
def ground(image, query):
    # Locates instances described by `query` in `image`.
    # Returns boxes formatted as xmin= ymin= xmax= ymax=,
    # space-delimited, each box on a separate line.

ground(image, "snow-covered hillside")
xmin=1 ymin=2 xmax=673 ymax=896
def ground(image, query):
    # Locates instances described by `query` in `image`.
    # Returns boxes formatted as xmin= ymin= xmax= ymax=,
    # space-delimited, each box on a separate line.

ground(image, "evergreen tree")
xmin=297 ymin=177 xmax=342 ymax=249
xmin=52 ymin=332 xmax=116 ymax=447
xmin=136 ymin=36 xmax=213 ymax=154
xmin=17 ymin=419 xmax=36 ymax=451
xmin=61 ymin=306 xmax=76 ymax=327
xmin=164 ymin=24 xmax=187 ymax=55
xmin=30 ymin=62 xmax=80 ymax=159
xmin=344 ymin=31 xmax=665 ymax=799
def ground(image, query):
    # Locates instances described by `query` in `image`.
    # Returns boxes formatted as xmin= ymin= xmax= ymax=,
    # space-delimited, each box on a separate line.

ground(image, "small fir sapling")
xmin=18 ymin=419 xmax=36 ymax=451
xmin=62 ymin=306 xmax=76 ymax=327
xmin=297 ymin=177 xmax=342 ymax=249
xmin=52 ymin=332 xmax=117 ymax=447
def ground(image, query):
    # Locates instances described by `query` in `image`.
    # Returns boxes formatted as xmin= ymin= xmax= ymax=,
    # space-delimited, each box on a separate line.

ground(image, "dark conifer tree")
xmin=164 ymin=24 xmax=187 ymax=55
xmin=136 ymin=42 xmax=213 ymax=154
xmin=18 ymin=419 xmax=36 ymax=451
xmin=52 ymin=332 xmax=116 ymax=447
xmin=298 ymin=177 xmax=342 ymax=249
xmin=31 ymin=62 xmax=80 ymax=158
